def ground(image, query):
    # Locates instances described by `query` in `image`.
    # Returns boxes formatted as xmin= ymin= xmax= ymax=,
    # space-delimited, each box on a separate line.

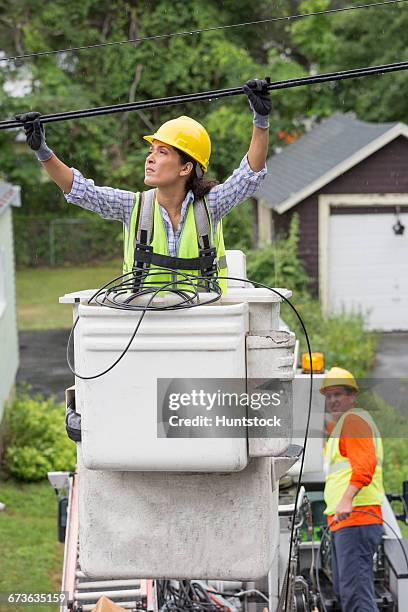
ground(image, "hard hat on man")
xmin=320 ymin=366 xmax=359 ymax=394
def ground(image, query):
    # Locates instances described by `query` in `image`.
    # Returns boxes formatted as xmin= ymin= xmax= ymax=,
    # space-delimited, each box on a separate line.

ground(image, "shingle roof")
xmin=0 ymin=182 xmax=20 ymax=216
xmin=256 ymin=112 xmax=402 ymax=211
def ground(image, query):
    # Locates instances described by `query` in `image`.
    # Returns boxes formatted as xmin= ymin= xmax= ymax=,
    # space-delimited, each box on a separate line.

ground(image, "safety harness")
xmin=131 ymin=189 xmax=226 ymax=291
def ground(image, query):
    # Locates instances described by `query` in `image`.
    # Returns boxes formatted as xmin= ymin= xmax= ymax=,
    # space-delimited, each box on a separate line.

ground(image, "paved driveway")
xmin=370 ymin=332 xmax=408 ymax=412
xmin=371 ymin=333 xmax=408 ymax=379
xmin=17 ymin=329 xmax=74 ymax=403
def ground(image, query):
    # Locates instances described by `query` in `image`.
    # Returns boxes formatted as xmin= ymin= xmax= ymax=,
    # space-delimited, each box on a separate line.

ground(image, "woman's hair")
xmin=176 ymin=149 xmax=219 ymax=200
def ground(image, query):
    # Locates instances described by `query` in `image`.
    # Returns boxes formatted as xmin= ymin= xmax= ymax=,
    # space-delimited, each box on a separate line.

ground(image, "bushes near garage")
xmin=281 ymin=296 xmax=377 ymax=378
xmin=247 ymin=215 xmax=309 ymax=295
xmin=2 ymin=391 xmax=76 ymax=482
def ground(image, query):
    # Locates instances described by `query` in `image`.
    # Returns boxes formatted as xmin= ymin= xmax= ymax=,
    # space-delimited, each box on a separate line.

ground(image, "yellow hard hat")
xmin=143 ymin=116 xmax=211 ymax=173
xmin=320 ymin=367 xmax=359 ymax=394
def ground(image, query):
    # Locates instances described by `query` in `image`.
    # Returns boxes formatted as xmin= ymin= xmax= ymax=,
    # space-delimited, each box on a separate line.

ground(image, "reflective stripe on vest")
xmin=123 ymin=192 xmax=228 ymax=293
xmin=324 ymin=408 xmax=384 ymax=516
xmin=327 ymin=457 xmax=383 ymax=475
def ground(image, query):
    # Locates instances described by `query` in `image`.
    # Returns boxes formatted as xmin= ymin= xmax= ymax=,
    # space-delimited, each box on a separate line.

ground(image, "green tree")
xmin=0 ymin=1 xmax=266 ymax=214
xmin=2 ymin=0 xmax=407 ymax=245
xmin=290 ymin=0 xmax=408 ymax=121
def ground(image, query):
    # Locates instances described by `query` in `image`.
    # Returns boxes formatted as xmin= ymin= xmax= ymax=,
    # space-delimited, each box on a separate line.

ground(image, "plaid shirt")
xmin=65 ymin=155 xmax=267 ymax=256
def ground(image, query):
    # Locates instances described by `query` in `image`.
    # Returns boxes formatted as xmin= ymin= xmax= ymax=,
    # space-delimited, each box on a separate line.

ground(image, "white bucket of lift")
xmin=74 ymin=298 xmax=249 ymax=472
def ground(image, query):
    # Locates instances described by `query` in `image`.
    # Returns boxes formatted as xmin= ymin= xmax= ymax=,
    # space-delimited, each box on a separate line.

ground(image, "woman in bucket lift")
xmin=16 ymin=78 xmax=271 ymax=293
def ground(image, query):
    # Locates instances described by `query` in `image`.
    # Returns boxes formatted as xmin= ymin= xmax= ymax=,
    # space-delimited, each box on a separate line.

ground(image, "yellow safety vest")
xmin=324 ymin=408 xmax=384 ymax=516
xmin=123 ymin=191 xmax=228 ymax=293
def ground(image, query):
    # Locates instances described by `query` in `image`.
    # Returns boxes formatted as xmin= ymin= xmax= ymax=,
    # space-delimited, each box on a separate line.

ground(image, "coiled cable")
xmin=66 ymin=267 xmax=222 ymax=380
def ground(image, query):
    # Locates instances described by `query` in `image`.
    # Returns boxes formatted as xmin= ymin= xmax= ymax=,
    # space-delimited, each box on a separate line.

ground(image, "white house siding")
xmin=0 ymin=203 xmax=19 ymax=423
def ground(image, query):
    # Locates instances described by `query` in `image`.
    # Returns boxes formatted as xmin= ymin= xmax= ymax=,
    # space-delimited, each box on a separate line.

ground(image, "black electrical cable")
xmin=315 ymin=509 xmax=408 ymax=612
xmin=4 ymin=58 xmax=408 ymax=131
xmin=158 ymin=582 xmax=241 ymax=607
xmin=159 ymin=579 xmax=222 ymax=612
xmin=1 ymin=1 xmax=406 ymax=65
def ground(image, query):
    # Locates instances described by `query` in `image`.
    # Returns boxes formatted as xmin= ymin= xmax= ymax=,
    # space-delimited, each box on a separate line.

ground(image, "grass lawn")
xmin=16 ymin=260 xmax=123 ymax=330
xmin=0 ymin=472 xmax=64 ymax=612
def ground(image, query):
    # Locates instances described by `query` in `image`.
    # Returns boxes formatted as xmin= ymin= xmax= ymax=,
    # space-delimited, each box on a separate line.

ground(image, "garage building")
xmin=255 ymin=113 xmax=408 ymax=331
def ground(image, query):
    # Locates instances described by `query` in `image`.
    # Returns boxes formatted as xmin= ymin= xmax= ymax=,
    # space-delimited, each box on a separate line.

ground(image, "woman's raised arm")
xmin=15 ymin=111 xmax=74 ymax=193
xmin=243 ymin=78 xmax=271 ymax=172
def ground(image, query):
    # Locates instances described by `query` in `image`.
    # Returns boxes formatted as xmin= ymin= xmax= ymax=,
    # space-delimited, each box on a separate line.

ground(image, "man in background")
xmin=322 ymin=367 xmax=384 ymax=611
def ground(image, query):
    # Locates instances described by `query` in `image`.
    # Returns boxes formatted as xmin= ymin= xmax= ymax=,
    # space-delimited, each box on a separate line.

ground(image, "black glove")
xmin=243 ymin=78 xmax=272 ymax=128
xmin=14 ymin=111 xmax=53 ymax=161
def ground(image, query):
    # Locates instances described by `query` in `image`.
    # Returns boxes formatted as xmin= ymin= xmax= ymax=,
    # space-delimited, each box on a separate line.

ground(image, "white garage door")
xmin=328 ymin=212 xmax=408 ymax=331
